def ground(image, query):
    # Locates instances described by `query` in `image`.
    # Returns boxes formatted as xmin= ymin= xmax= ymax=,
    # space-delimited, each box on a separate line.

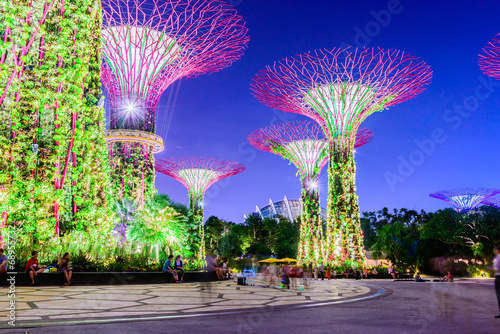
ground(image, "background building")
xmin=246 ymin=196 xmax=327 ymax=222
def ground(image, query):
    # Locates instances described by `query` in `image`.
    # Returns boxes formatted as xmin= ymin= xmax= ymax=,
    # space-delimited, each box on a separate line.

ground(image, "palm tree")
xmin=128 ymin=194 xmax=188 ymax=262
xmin=113 ymin=198 xmax=137 ymax=244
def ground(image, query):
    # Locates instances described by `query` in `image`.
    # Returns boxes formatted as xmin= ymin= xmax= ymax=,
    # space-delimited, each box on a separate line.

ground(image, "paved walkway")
xmin=1 ymin=278 xmax=380 ymax=327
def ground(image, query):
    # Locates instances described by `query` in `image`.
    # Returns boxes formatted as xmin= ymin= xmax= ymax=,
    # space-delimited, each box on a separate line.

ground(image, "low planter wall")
xmin=1 ymin=271 xmax=217 ymax=286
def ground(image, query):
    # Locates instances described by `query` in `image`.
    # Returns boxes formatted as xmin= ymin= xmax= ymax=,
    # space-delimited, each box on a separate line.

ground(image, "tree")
xmin=422 ymin=206 xmax=500 ymax=262
xmin=128 ymin=194 xmax=188 ymax=262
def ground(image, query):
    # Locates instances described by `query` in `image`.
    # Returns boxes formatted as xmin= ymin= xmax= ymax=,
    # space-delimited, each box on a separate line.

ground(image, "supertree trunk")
xmin=298 ymin=176 xmax=323 ymax=264
xmin=189 ymin=193 xmax=205 ymax=264
xmin=108 ymin=142 xmax=155 ymax=206
xmin=327 ymin=142 xmax=365 ymax=264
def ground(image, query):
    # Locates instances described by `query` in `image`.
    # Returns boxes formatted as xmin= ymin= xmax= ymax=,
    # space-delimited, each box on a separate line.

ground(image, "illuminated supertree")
xmin=430 ymin=188 xmax=500 ymax=212
xmin=155 ymin=157 xmax=245 ymax=262
xmin=101 ymin=0 xmax=249 ymax=204
xmin=252 ymin=47 xmax=432 ymax=263
xmin=479 ymin=34 xmax=500 ymax=80
xmin=248 ymin=120 xmax=373 ymax=263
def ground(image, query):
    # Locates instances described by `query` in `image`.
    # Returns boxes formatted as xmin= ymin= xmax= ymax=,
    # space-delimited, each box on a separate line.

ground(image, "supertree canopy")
xmin=248 ymin=120 xmax=373 ymax=263
xmin=0 ymin=0 xmax=111 ymax=244
xmin=430 ymin=188 xmax=500 ymax=212
xmin=252 ymin=47 xmax=432 ymax=263
xmin=481 ymin=197 xmax=500 ymax=208
xmin=155 ymin=157 xmax=245 ymax=262
xmin=101 ymin=0 xmax=249 ymax=204
xmin=479 ymin=34 xmax=500 ymax=80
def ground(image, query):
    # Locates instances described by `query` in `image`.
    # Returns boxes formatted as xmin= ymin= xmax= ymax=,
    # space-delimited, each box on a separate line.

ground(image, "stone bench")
xmin=0 ymin=271 xmax=217 ymax=286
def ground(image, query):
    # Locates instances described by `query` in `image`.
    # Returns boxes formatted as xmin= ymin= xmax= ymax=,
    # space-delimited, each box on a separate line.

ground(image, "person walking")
xmin=494 ymin=246 xmax=500 ymax=319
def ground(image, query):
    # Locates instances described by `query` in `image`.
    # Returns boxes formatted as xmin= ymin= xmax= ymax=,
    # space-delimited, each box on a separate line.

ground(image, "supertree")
xmin=155 ymin=157 xmax=245 ymax=262
xmin=247 ymin=120 xmax=373 ymax=263
xmin=479 ymin=34 xmax=500 ymax=80
xmin=101 ymin=0 xmax=249 ymax=204
xmin=252 ymin=47 xmax=432 ymax=263
xmin=430 ymin=188 xmax=500 ymax=212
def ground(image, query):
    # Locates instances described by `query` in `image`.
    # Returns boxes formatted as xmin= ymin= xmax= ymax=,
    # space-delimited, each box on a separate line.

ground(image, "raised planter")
xmin=1 ymin=271 xmax=217 ymax=286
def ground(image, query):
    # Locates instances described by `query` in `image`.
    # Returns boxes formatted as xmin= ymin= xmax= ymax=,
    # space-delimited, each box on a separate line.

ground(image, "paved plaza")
xmin=1 ymin=278 xmax=499 ymax=333
xmin=0 ymin=278 xmax=376 ymax=327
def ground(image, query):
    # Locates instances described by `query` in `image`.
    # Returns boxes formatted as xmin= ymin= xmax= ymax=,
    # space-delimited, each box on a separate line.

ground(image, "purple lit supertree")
xmin=101 ymin=0 xmax=249 ymax=204
xmin=155 ymin=157 xmax=245 ymax=262
xmin=479 ymin=34 xmax=500 ymax=80
xmin=248 ymin=120 xmax=373 ymax=263
xmin=252 ymin=47 xmax=432 ymax=263
xmin=430 ymin=188 xmax=500 ymax=212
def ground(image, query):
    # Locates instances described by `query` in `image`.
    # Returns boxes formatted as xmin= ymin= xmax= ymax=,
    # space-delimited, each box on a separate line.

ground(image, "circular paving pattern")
xmin=0 ymin=278 xmax=385 ymax=327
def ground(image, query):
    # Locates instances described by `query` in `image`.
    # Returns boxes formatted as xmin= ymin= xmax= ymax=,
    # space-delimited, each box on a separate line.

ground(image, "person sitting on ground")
xmin=414 ymin=271 xmax=425 ymax=282
xmin=371 ymin=267 xmax=378 ymax=275
xmin=443 ymin=271 xmax=454 ymax=282
xmin=26 ymin=251 xmax=44 ymax=286
xmin=163 ymin=255 xmax=179 ymax=282
xmin=58 ymin=252 xmax=72 ymax=286
xmin=388 ymin=265 xmax=399 ymax=279
xmin=0 ymin=248 xmax=8 ymax=275
xmin=174 ymin=255 xmax=184 ymax=283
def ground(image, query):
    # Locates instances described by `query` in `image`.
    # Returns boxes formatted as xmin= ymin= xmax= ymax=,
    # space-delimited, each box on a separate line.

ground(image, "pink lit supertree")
xmin=101 ymin=0 xmax=249 ymax=204
xmin=479 ymin=34 xmax=500 ymax=80
xmin=430 ymin=188 xmax=500 ymax=212
xmin=252 ymin=47 xmax=432 ymax=263
xmin=248 ymin=120 xmax=373 ymax=263
xmin=156 ymin=157 xmax=245 ymax=262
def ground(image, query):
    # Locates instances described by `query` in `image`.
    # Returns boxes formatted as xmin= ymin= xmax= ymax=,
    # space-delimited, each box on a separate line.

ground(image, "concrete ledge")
xmin=1 ymin=271 xmax=218 ymax=286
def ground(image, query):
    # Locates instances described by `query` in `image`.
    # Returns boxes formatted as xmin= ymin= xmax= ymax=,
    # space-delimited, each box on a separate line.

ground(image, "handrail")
xmin=104 ymin=129 xmax=164 ymax=154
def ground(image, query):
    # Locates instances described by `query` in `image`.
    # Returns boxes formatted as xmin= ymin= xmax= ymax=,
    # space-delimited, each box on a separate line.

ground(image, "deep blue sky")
xmin=152 ymin=0 xmax=500 ymax=223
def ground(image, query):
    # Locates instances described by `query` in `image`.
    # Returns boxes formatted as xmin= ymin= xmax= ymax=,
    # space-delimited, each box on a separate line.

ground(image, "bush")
xmin=467 ymin=264 xmax=493 ymax=277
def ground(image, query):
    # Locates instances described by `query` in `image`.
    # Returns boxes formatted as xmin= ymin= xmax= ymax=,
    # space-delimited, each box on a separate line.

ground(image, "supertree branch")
xmin=251 ymin=47 xmax=432 ymax=264
xmin=101 ymin=0 xmax=249 ymax=131
xmin=155 ymin=156 xmax=245 ymax=262
xmin=101 ymin=0 xmax=249 ymax=203
xmin=479 ymin=34 xmax=500 ymax=80
xmin=430 ymin=188 xmax=500 ymax=212
xmin=481 ymin=197 xmax=500 ymax=209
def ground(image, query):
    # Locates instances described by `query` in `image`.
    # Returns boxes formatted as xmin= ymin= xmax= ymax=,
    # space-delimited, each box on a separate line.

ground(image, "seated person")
xmin=173 ymin=255 xmax=184 ymax=283
xmin=0 ymin=248 xmax=7 ymax=275
xmin=221 ymin=259 xmax=231 ymax=279
xmin=388 ymin=265 xmax=399 ymax=279
xmin=163 ymin=255 xmax=178 ymax=282
xmin=26 ymin=251 xmax=44 ymax=286
xmin=414 ymin=272 xmax=425 ymax=282
xmin=362 ymin=268 xmax=368 ymax=279
xmin=371 ymin=267 xmax=378 ymax=275
xmin=443 ymin=271 xmax=454 ymax=282
xmin=58 ymin=252 xmax=72 ymax=286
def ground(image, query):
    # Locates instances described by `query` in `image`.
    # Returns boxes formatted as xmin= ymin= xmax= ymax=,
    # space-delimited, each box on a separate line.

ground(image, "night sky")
xmin=151 ymin=0 xmax=500 ymax=223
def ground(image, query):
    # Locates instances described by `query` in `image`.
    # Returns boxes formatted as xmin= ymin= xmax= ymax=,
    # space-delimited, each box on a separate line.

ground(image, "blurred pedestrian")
xmin=493 ymin=246 xmax=500 ymax=319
